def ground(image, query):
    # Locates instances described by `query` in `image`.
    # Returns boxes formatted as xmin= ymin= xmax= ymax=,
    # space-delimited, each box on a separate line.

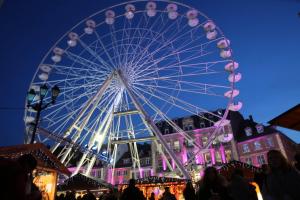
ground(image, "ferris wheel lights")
xmin=203 ymin=21 xmax=216 ymax=32
xmin=52 ymin=47 xmax=64 ymax=62
xmin=168 ymin=11 xmax=178 ymax=20
xmin=147 ymin=1 xmax=157 ymax=10
xmin=147 ymin=10 xmax=157 ymax=17
xmin=229 ymin=101 xmax=243 ymax=111
xmin=125 ymin=11 xmax=135 ymax=19
xmin=67 ymin=40 xmax=77 ymax=47
xmin=188 ymin=18 xmax=199 ymax=27
xmin=38 ymin=73 xmax=49 ymax=81
xmin=105 ymin=10 xmax=115 ymax=18
xmin=39 ymin=65 xmax=52 ymax=73
xmin=51 ymin=55 xmax=62 ymax=63
xmin=105 ymin=17 xmax=115 ymax=25
xmin=220 ymin=50 xmax=232 ymax=59
xmin=206 ymin=30 xmax=218 ymax=40
xmin=225 ymin=62 xmax=239 ymax=72
xmin=167 ymin=3 xmax=178 ymax=12
xmin=224 ymin=89 xmax=239 ymax=98
xmin=228 ymin=73 xmax=242 ymax=83
xmin=217 ymin=39 xmax=230 ymax=49
xmin=125 ymin=4 xmax=135 ymax=19
xmin=85 ymin=20 xmax=96 ymax=33
xmin=187 ymin=10 xmax=198 ymax=19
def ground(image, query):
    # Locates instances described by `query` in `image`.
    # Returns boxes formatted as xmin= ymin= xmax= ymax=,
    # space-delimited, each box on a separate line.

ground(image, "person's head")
xmin=261 ymin=164 xmax=269 ymax=174
xmin=267 ymin=150 xmax=290 ymax=172
xmin=186 ymin=181 xmax=193 ymax=189
xmin=151 ymin=192 xmax=155 ymax=197
xmin=129 ymin=179 xmax=136 ymax=187
xmin=164 ymin=187 xmax=170 ymax=193
xmin=231 ymin=168 xmax=244 ymax=179
xmin=17 ymin=154 xmax=37 ymax=174
xmin=203 ymin=167 xmax=218 ymax=183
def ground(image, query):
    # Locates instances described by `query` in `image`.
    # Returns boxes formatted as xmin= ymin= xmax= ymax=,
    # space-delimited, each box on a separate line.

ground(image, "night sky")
xmin=0 ymin=0 xmax=300 ymax=146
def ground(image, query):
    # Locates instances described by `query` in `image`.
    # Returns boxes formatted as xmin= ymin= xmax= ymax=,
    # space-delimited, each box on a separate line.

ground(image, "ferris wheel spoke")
xmin=131 ymin=19 xmax=204 ymax=72
xmin=132 ymin=84 xmax=221 ymax=122
xmin=64 ymin=50 xmax=109 ymax=73
xmin=77 ymin=38 xmax=113 ymax=71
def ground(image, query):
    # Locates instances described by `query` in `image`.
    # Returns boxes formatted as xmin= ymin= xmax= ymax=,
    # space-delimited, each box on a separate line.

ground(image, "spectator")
xmin=262 ymin=149 xmax=300 ymax=200
xmin=183 ymin=181 xmax=196 ymax=200
xmin=120 ymin=179 xmax=145 ymax=200
xmin=228 ymin=168 xmax=257 ymax=200
xmin=254 ymin=164 xmax=269 ymax=191
xmin=149 ymin=192 xmax=155 ymax=200
xmin=160 ymin=187 xmax=176 ymax=200
xmin=196 ymin=166 xmax=232 ymax=200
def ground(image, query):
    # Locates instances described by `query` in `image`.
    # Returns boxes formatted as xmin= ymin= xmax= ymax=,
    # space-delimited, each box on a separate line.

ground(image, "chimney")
xmin=249 ymin=115 xmax=254 ymax=122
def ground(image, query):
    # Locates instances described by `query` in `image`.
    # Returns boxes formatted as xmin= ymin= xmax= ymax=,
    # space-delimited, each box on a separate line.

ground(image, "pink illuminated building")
xmin=66 ymin=111 xmax=298 ymax=185
xmin=235 ymin=115 xmax=298 ymax=167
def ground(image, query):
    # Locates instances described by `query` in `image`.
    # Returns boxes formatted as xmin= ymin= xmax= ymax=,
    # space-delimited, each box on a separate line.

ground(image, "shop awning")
xmin=218 ymin=160 xmax=262 ymax=180
xmin=135 ymin=176 xmax=187 ymax=184
xmin=58 ymin=173 xmax=112 ymax=191
xmin=268 ymin=104 xmax=300 ymax=131
xmin=0 ymin=143 xmax=70 ymax=175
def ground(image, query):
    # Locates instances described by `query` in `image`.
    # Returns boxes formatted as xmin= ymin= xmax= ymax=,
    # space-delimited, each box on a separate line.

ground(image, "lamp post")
xmin=27 ymin=84 xmax=60 ymax=144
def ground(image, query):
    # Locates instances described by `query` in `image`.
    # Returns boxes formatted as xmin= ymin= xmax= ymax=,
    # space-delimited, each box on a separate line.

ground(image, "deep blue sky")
xmin=0 ymin=0 xmax=300 ymax=146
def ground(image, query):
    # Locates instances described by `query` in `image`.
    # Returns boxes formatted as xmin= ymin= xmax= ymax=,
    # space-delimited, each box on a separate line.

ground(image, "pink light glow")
xmin=151 ymin=169 xmax=154 ymax=176
xmin=220 ymin=145 xmax=226 ymax=163
xmin=210 ymin=148 xmax=216 ymax=165
xmin=172 ymin=159 xmax=176 ymax=170
xmin=158 ymin=173 xmax=163 ymax=177
xmin=162 ymin=156 xmax=167 ymax=171
xmin=139 ymin=168 xmax=144 ymax=178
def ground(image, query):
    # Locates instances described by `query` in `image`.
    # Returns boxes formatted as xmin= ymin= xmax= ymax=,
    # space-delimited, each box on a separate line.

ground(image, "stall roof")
xmin=58 ymin=173 xmax=112 ymax=191
xmin=268 ymin=104 xmax=300 ymax=131
xmin=0 ymin=143 xmax=70 ymax=175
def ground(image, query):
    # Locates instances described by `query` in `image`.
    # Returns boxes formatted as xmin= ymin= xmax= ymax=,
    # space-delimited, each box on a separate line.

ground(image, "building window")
xmin=256 ymin=124 xmax=264 ymax=133
xmin=164 ymin=128 xmax=169 ymax=134
xmin=145 ymin=158 xmax=150 ymax=165
xmin=200 ymin=122 xmax=205 ymax=128
xmin=245 ymin=127 xmax=252 ymax=136
xmin=144 ymin=170 xmax=150 ymax=177
xmin=123 ymin=158 xmax=130 ymax=164
xmin=174 ymin=141 xmax=180 ymax=152
xmin=183 ymin=125 xmax=189 ymax=131
xmin=266 ymin=137 xmax=274 ymax=148
xmin=225 ymin=149 xmax=232 ymax=161
xmin=216 ymin=151 xmax=222 ymax=163
xmin=188 ymin=124 xmax=194 ymax=130
xmin=202 ymin=137 xmax=208 ymax=146
xmin=257 ymin=155 xmax=266 ymax=165
xmin=242 ymin=144 xmax=250 ymax=153
xmin=245 ymin=157 xmax=252 ymax=165
xmin=204 ymin=153 xmax=211 ymax=164
xmin=184 ymin=139 xmax=193 ymax=147
xmin=254 ymin=141 xmax=262 ymax=150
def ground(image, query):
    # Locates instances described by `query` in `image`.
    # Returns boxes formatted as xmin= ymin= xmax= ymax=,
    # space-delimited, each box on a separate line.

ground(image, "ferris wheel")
xmin=24 ymin=0 xmax=242 ymax=180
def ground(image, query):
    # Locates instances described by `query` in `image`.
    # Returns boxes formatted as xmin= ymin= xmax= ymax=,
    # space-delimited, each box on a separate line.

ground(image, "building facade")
xmin=68 ymin=111 xmax=298 ymax=185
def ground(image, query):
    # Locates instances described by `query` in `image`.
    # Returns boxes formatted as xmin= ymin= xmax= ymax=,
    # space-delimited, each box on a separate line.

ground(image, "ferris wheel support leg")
xmin=117 ymin=70 xmax=190 ymax=179
xmin=50 ymin=73 xmax=115 ymax=154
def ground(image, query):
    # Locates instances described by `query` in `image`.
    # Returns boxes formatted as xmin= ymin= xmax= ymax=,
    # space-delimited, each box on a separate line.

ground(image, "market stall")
xmin=0 ymin=143 xmax=70 ymax=200
xmin=218 ymin=160 xmax=262 ymax=180
xmin=57 ymin=173 xmax=113 ymax=198
xmin=119 ymin=176 xmax=187 ymax=200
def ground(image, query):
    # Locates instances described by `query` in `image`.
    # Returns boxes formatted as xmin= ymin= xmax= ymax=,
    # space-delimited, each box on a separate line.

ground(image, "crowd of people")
xmin=1 ymin=149 xmax=300 ymax=200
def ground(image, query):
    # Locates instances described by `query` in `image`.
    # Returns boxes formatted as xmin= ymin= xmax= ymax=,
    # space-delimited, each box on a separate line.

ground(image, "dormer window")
xmin=123 ymin=158 xmax=130 ymax=164
xmin=200 ymin=121 xmax=205 ymax=128
xmin=164 ymin=128 xmax=170 ymax=134
xmin=256 ymin=124 xmax=264 ymax=134
xmin=245 ymin=127 xmax=252 ymax=136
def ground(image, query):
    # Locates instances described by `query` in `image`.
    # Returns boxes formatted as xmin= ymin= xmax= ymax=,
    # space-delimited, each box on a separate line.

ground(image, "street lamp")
xmin=27 ymin=84 xmax=60 ymax=144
